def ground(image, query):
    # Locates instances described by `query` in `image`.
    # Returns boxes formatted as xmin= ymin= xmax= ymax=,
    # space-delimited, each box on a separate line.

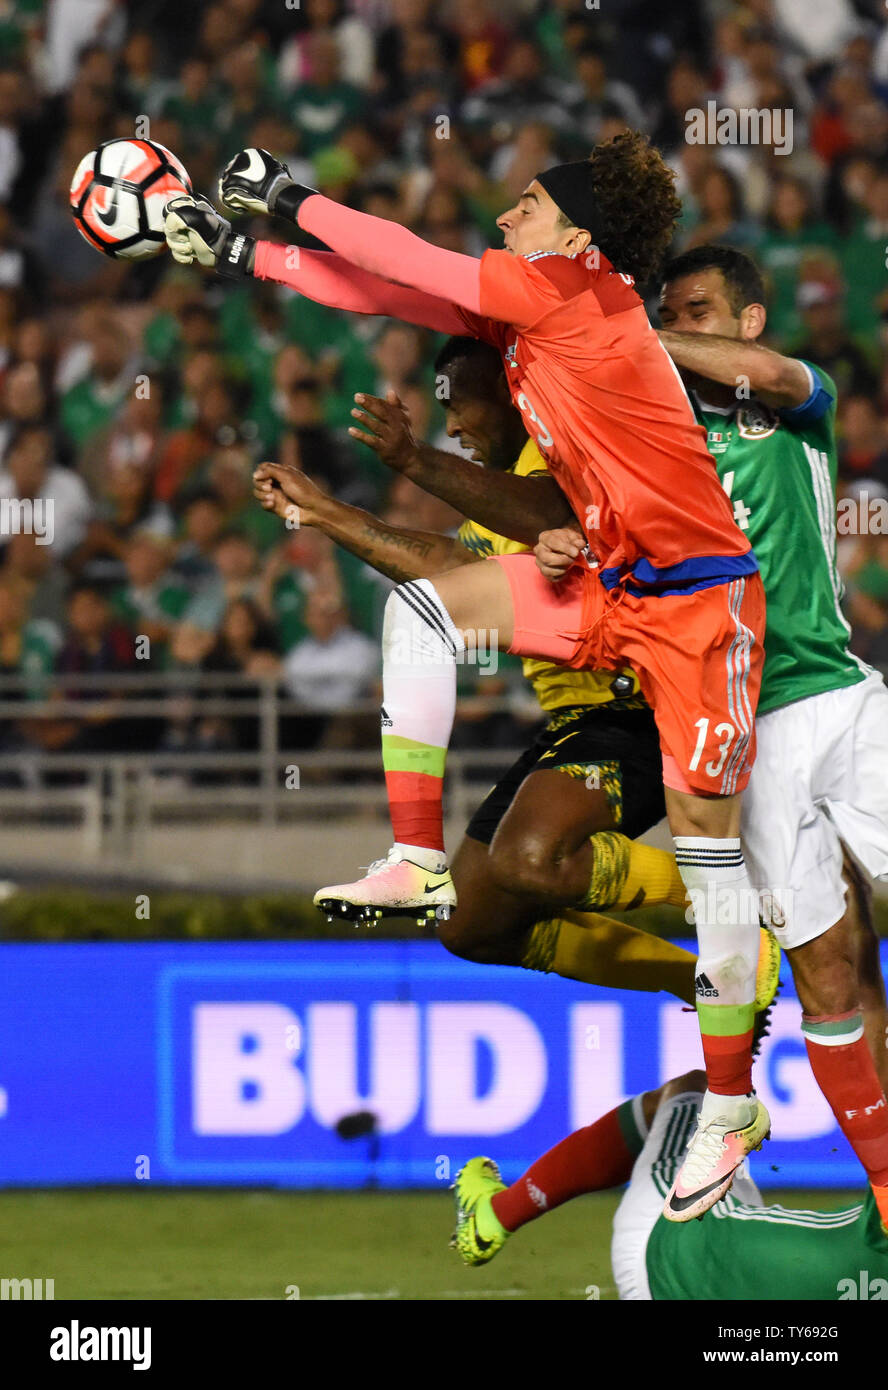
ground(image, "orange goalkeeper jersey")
xmin=458 ymin=248 xmax=757 ymax=595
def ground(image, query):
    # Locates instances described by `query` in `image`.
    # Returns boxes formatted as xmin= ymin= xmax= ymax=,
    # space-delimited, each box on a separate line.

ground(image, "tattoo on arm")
xmin=360 ymin=522 xmax=434 ymax=559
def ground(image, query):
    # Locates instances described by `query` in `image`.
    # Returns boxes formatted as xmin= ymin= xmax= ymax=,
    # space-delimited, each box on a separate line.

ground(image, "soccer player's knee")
xmin=488 ymin=832 xmax=562 ymax=896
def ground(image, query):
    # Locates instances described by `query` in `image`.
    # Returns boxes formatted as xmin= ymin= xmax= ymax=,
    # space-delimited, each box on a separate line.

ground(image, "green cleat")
xmin=755 ymin=925 xmax=781 ymax=1013
xmin=450 ymin=1156 xmax=510 ymax=1266
xmin=752 ymin=925 xmax=782 ymax=1058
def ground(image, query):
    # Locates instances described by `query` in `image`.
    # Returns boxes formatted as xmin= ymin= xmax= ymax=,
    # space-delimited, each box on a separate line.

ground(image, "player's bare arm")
xmin=348 ymin=390 xmax=574 ymax=546
xmin=658 ymin=260 xmax=812 ymax=408
xmin=658 ymin=329 xmax=811 ymax=408
xmin=253 ymin=461 xmax=475 ymax=585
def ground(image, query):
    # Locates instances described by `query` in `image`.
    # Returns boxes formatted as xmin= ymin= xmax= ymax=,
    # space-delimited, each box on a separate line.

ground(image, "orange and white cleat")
xmin=663 ymin=1092 xmax=771 ymax=1222
xmin=314 ymin=846 xmax=456 ymax=926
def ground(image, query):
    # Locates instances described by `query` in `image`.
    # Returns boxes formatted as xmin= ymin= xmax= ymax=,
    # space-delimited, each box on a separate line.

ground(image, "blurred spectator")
xmin=218 ymin=40 xmax=276 ymax=154
xmin=278 ymin=0 xmax=375 ymax=92
xmin=173 ymin=492 xmax=227 ymax=586
xmin=282 ymin=589 xmax=377 ymax=710
xmin=681 ymin=166 xmax=759 ymax=250
xmin=841 ymin=167 xmax=888 ymax=337
xmin=154 ymin=376 xmax=248 ymax=505
xmin=0 ymin=360 xmax=52 ymax=458
xmin=375 ymin=0 xmax=459 ymax=110
xmin=0 ymin=65 xmax=29 ymax=200
xmin=204 ymin=444 xmax=280 ymax=552
xmin=60 ymin=311 xmax=135 ymax=453
xmin=80 ymin=387 xmax=167 ymax=501
xmin=461 ymin=35 xmax=577 ymax=143
xmin=183 ymin=530 xmax=261 ymax=637
xmin=48 ymin=583 xmax=139 ymax=754
xmin=206 ymin=596 xmax=280 ymax=680
xmin=284 ymin=32 xmax=365 ymax=157
xmin=58 ymin=583 xmax=133 ymax=680
xmin=0 ymin=199 xmax=43 ymax=302
xmin=0 ymin=574 xmax=58 ymax=695
xmin=72 ymin=458 xmax=173 ymax=586
xmin=120 ymin=30 xmax=171 ymax=119
xmin=838 ymin=395 xmax=888 ymax=487
xmin=2 ymin=530 xmax=70 ymax=628
xmin=840 ymin=517 xmax=888 ymax=666
xmin=793 ymin=280 xmax=878 ymax=400
xmin=757 ymin=177 xmax=838 ymax=344
xmin=0 ymin=423 xmax=92 ymax=558
xmin=569 ymin=41 xmax=646 ymax=150
xmin=261 ymin=526 xmax=345 ymax=654
xmin=160 ymin=58 xmax=222 ymax=162
xmin=110 ymin=531 xmax=189 ymax=659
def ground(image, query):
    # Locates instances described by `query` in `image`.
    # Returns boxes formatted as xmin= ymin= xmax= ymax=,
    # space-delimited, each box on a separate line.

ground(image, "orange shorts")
xmin=495 ymin=553 xmax=765 ymax=796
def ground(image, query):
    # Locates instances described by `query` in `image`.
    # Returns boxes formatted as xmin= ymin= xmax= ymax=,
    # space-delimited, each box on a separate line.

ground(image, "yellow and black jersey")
xmin=456 ymin=439 xmax=644 ymax=713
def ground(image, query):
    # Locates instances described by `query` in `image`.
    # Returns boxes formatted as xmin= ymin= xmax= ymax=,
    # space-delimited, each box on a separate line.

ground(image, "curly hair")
xmin=585 ymin=131 xmax=681 ymax=286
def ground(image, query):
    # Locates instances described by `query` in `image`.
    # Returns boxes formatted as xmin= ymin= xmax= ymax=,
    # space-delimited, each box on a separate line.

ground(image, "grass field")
xmin=0 ymin=1187 xmax=862 ymax=1301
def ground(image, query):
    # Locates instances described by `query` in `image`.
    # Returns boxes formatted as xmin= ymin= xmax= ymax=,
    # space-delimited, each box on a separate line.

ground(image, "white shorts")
xmin=611 ymin=1090 xmax=763 ymax=1300
xmin=741 ymin=671 xmax=888 ymax=951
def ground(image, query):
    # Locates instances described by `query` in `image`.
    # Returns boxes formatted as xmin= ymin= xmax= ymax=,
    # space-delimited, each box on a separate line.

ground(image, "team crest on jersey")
xmin=737 ymin=403 xmax=778 ymax=438
xmin=505 ymin=340 xmax=519 ymax=368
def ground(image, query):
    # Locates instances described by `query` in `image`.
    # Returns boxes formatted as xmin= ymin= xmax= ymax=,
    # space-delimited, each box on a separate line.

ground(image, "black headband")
xmin=535 ymin=162 xmax=604 ymax=245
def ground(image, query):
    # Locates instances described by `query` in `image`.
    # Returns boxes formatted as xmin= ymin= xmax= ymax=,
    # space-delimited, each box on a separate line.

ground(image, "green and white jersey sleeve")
xmin=693 ymin=362 xmax=870 ymax=715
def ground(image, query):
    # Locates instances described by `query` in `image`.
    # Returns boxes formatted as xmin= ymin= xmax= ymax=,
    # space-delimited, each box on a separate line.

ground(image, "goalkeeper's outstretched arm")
xmin=252 ymin=243 xmax=468 ymax=335
xmin=163 ymin=192 xmax=469 ymax=334
xmin=218 ymin=146 xmax=484 ymax=317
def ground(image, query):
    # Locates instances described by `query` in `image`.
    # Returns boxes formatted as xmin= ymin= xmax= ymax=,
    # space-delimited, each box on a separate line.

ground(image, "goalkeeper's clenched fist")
xmin=218 ymin=147 xmax=317 ymax=222
xmin=163 ymin=195 xmax=256 ymax=277
xmin=164 ymin=148 xmax=319 ymax=278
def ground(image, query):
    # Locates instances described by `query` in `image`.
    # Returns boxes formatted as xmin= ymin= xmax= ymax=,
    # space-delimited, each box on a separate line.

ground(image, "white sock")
xmin=674 ymin=836 xmax=759 ymax=1011
xmin=393 ymin=843 xmax=448 ymax=872
xmin=700 ymin=1089 xmax=755 ymax=1125
xmin=381 ymin=580 xmax=464 ymax=866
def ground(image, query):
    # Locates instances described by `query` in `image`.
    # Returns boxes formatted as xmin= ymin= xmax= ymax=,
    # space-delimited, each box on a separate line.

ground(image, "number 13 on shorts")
xmin=689 ymin=717 xmax=736 ymax=779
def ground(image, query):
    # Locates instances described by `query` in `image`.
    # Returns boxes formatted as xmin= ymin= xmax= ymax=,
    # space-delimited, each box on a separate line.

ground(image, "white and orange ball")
xmin=70 ymin=138 xmax=192 ymax=261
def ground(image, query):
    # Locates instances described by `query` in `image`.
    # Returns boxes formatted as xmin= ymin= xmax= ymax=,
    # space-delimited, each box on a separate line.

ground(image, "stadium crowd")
xmin=1 ymin=0 xmax=888 ymax=764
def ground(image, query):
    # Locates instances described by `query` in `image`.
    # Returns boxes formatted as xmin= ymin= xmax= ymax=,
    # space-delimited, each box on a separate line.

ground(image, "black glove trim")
xmin=272 ymin=183 xmax=320 ymax=223
xmin=216 ymin=231 xmax=256 ymax=279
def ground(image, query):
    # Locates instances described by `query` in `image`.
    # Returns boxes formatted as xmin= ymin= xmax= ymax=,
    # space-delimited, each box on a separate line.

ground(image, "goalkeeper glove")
xmin=163 ymin=195 xmax=255 ymax=278
xmin=218 ymin=147 xmax=317 ymax=222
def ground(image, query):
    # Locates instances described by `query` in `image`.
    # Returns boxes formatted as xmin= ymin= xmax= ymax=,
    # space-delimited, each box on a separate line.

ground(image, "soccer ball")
xmin=70 ymin=138 xmax=192 ymax=261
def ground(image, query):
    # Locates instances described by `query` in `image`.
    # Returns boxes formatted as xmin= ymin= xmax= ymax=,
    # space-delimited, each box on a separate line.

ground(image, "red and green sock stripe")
xmin=382 ymin=733 xmax=447 ymax=853
xmin=697 ymin=1000 xmax=755 ymax=1097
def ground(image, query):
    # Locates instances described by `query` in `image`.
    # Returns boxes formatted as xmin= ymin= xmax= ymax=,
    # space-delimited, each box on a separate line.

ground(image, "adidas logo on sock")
xmin=695 ymin=972 xmax=719 ymax=999
xmin=380 ymin=706 xmax=393 ymax=729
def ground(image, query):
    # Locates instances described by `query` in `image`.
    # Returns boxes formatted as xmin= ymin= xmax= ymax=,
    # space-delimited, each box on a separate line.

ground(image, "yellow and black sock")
xmin=521 ymin=911 xmax=695 ymax=1004
xmin=577 ymin=831 xmax=687 ymax=911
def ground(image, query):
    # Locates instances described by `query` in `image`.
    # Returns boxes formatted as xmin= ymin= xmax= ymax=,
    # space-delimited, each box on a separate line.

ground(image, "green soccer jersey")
xmin=693 ymin=362 xmax=869 ymax=714
xmin=647 ymin=1187 xmax=888 ymax=1301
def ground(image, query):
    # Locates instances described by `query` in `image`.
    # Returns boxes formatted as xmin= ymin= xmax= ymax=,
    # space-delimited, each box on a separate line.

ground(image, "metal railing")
xmin=0 ymin=670 xmax=541 ymax=864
